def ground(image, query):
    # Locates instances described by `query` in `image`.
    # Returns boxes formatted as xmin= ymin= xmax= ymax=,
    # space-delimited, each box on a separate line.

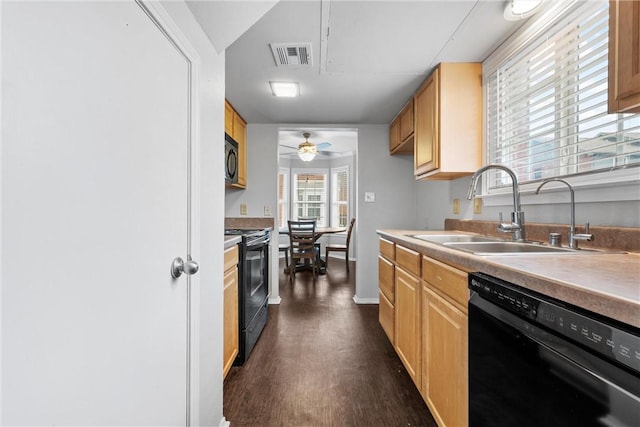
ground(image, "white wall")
xmin=417 ymin=174 xmax=640 ymax=229
xmin=355 ymin=125 xmax=420 ymax=302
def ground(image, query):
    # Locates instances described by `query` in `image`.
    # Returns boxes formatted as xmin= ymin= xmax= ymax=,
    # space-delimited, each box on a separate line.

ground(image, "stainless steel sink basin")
xmin=411 ymin=234 xmax=500 ymax=244
xmin=443 ymin=241 xmax=589 ymax=255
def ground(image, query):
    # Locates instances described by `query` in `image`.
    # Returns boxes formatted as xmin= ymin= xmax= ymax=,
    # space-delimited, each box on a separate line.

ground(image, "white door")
xmin=2 ymin=1 xmax=198 ymax=425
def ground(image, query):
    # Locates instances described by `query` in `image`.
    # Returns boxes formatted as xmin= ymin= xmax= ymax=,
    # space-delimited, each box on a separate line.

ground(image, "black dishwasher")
xmin=468 ymin=272 xmax=640 ymax=427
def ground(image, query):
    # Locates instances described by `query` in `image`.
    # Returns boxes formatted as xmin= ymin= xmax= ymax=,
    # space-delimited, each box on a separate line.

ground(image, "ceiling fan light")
xmin=269 ymin=81 xmax=300 ymax=97
xmin=298 ymin=142 xmax=317 ymax=161
xmin=504 ymin=0 xmax=542 ymax=21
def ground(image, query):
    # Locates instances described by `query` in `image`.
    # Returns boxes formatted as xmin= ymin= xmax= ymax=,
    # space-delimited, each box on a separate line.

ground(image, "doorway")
xmin=277 ymin=128 xmax=358 ymax=283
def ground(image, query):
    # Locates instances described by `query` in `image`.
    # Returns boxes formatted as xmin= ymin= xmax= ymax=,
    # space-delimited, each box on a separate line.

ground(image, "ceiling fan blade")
xmin=316 ymin=142 xmax=331 ymax=150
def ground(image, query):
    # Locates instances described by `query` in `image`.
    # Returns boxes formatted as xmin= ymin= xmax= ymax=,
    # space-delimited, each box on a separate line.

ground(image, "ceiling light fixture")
xmin=298 ymin=132 xmax=317 ymax=162
xmin=269 ymin=81 xmax=300 ymax=97
xmin=503 ymin=0 xmax=542 ymax=21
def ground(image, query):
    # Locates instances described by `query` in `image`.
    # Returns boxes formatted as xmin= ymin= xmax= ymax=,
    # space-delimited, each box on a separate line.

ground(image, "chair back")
xmin=288 ymin=220 xmax=317 ymax=254
xmin=345 ymin=218 xmax=356 ymax=248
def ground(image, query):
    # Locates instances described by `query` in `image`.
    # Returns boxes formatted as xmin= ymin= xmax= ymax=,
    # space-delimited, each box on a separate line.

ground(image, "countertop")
xmin=224 ymin=235 xmax=241 ymax=249
xmin=377 ymin=229 xmax=640 ymax=329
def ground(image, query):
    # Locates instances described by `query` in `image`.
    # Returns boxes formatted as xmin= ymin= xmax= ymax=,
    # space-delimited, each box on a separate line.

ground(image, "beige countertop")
xmin=224 ymin=235 xmax=241 ymax=249
xmin=377 ymin=229 xmax=640 ymax=329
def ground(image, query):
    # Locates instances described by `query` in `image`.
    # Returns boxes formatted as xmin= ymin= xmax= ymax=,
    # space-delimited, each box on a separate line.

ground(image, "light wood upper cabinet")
xmin=389 ymin=116 xmax=401 ymax=152
xmin=608 ymin=0 xmax=640 ymax=113
xmin=224 ymin=99 xmax=247 ymax=189
xmin=399 ymin=98 xmax=414 ymax=143
xmin=223 ymin=245 xmax=239 ymax=378
xmin=389 ymin=99 xmax=415 ymax=154
xmin=414 ymin=63 xmax=482 ymax=180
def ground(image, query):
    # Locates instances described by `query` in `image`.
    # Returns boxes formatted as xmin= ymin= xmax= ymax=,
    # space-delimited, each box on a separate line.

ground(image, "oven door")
xmin=242 ymin=238 xmax=269 ymax=328
xmin=469 ymin=293 xmax=640 ymax=427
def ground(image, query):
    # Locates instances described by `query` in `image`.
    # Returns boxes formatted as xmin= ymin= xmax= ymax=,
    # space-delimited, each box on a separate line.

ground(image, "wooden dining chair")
xmin=325 ymin=218 xmax=355 ymax=272
xmin=288 ymin=219 xmax=319 ymax=277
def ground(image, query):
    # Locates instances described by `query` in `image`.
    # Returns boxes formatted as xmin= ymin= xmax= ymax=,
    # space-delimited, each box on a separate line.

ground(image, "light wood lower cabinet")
xmin=395 ymin=266 xmax=421 ymax=387
xmin=422 ymin=286 xmax=468 ymax=427
xmin=378 ymin=237 xmax=469 ymax=427
xmin=421 ymin=255 xmax=468 ymax=427
xmin=223 ymin=245 xmax=239 ymax=378
xmin=378 ymin=254 xmax=395 ymax=343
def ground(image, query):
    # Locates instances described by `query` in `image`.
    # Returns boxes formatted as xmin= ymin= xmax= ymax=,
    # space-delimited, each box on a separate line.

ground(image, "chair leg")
xmin=284 ymin=249 xmax=289 ymax=269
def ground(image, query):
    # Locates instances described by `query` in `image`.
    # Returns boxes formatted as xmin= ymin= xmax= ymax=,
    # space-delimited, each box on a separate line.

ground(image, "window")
xmin=484 ymin=1 xmax=639 ymax=193
xmin=292 ymin=170 xmax=327 ymax=227
xmin=278 ymin=168 xmax=289 ymax=229
xmin=331 ymin=166 xmax=349 ymax=227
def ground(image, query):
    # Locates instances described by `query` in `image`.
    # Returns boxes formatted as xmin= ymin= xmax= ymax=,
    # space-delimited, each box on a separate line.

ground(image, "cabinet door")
xmin=422 ymin=285 xmax=468 ymax=427
xmin=608 ymin=0 xmax=640 ymax=113
xmin=395 ymin=266 xmax=421 ymax=387
xmin=414 ymin=69 xmax=439 ymax=176
xmin=223 ymin=265 xmax=239 ymax=378
xmin=399 ymin=98 xmax=414 ymax=142
xmin=234 ymin=114 xmax=247 ymax=188
xmin=224 ymin=100 xmax=234 ymax=135
xmin=379 ymin=290 xmax=395 ymax=344
xmin=389 ymin=117 xmax=400 ymax=152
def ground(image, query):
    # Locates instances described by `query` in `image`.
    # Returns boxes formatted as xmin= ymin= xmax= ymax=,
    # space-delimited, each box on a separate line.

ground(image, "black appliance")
xmin=225 ymin=133 xmax=238 ymax=184
xmin=468 ymin=272 xmax=640 ymax=426
xmin=224 ymin=228 xmax=270 ymax=364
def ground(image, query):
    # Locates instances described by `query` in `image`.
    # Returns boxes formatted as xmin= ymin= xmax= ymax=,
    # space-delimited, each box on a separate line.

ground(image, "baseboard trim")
xmin=352 ymin=295 xmax=378 ymax=305
xmin=268 ymin=296 xmax=282 ymax=305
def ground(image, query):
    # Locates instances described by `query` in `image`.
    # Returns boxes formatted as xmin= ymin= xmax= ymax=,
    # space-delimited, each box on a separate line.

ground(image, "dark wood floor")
xmin=223 ymin=258 xmax=436 ymax=427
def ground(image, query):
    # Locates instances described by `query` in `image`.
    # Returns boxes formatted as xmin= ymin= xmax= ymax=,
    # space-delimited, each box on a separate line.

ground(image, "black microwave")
xmin=225 ymin=133 xmax=239 ymax=184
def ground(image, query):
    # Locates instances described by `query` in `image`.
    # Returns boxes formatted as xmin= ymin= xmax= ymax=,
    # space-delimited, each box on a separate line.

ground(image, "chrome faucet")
xmin=467 ymin=164 xmax=526 ymax=241
xmin=535 ymin=178 xmax=594 ymax=249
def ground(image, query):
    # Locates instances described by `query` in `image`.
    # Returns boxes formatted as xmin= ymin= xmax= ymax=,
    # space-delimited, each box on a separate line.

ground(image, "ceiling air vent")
xmin=269 ymin=43 xmax=312 ymax=67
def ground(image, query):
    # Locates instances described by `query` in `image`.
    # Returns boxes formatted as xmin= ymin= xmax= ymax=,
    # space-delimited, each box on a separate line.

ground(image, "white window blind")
xmin=485 ymin=1 xmax=640 ymax=192
xmin=278 ymin=168 xmax=289 ymax=229
xmin=331 ymin=166 xmax=349 ymax=227
xmin=292 ymin=170 xmax=327 ymax=227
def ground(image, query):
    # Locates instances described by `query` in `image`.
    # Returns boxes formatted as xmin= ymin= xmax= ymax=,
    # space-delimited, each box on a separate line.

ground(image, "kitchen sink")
xmin=443 ymin=241 xmax=603 ymax=255
xmin=411 ymin=234 xmax=501 ymax=244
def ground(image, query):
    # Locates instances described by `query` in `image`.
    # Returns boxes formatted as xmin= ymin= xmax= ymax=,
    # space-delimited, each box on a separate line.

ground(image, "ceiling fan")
xmin=280 ymin=132 xmax=333 ymax=161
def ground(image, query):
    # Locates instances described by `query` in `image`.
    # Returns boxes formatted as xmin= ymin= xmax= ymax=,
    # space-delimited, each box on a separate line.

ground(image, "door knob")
xmin=171 ymin=257 xmax=199 ymax=279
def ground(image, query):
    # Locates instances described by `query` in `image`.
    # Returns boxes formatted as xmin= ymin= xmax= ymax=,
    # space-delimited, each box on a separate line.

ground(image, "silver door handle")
xmin=171 ymin=257 xmax=199 ymax=279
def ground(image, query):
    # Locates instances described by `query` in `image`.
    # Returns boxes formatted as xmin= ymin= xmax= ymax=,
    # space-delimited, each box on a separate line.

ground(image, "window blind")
xmin=485 ymin=1 xmax=640 ymax=191
xmin=331 ymin=167 xmax=349 ymax=227
xmin=293 ymin=171 xmax=327 ymax=227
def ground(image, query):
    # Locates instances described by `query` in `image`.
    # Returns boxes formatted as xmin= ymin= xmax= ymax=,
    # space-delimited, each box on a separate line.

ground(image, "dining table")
xmin=280 ymin=226 xmax=346 ymax=274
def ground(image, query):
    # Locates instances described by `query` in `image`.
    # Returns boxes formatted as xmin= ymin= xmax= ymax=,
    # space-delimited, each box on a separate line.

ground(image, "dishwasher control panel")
xmin=469 ymin=272 xmax=640 ymax=375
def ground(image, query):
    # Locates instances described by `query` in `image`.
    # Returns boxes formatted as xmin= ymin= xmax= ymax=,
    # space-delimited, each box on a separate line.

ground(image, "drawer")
xmin=380 ymin=238 xmax=395 ymax=260
xmin=396 ymin=245 xmax=421 ymax=276
xmin=379 ymin=290 xmax=395 ymax=345
xmin=422 ymin=256 xmax=468 ymax=312
xmin=224 ymin=244 xmax=239 ymax=272
xmin=378 ymin=255 xmax=395 ymax=303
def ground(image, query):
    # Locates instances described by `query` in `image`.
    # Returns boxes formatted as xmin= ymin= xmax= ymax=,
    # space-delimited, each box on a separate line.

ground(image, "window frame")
xmin=278 ymin=167 xmax=289 ymax=229
xmin=330 ymin=165 xmax=350 ymax=228
xmin=480 ymin=0 xmax=640 ymax=207
xmin=291 ymin=168 xmax=329 ymax=227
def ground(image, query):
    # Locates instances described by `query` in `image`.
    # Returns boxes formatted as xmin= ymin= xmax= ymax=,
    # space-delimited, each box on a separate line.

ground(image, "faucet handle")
xmin=584 ymin=222 xmax=590 ymax=233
